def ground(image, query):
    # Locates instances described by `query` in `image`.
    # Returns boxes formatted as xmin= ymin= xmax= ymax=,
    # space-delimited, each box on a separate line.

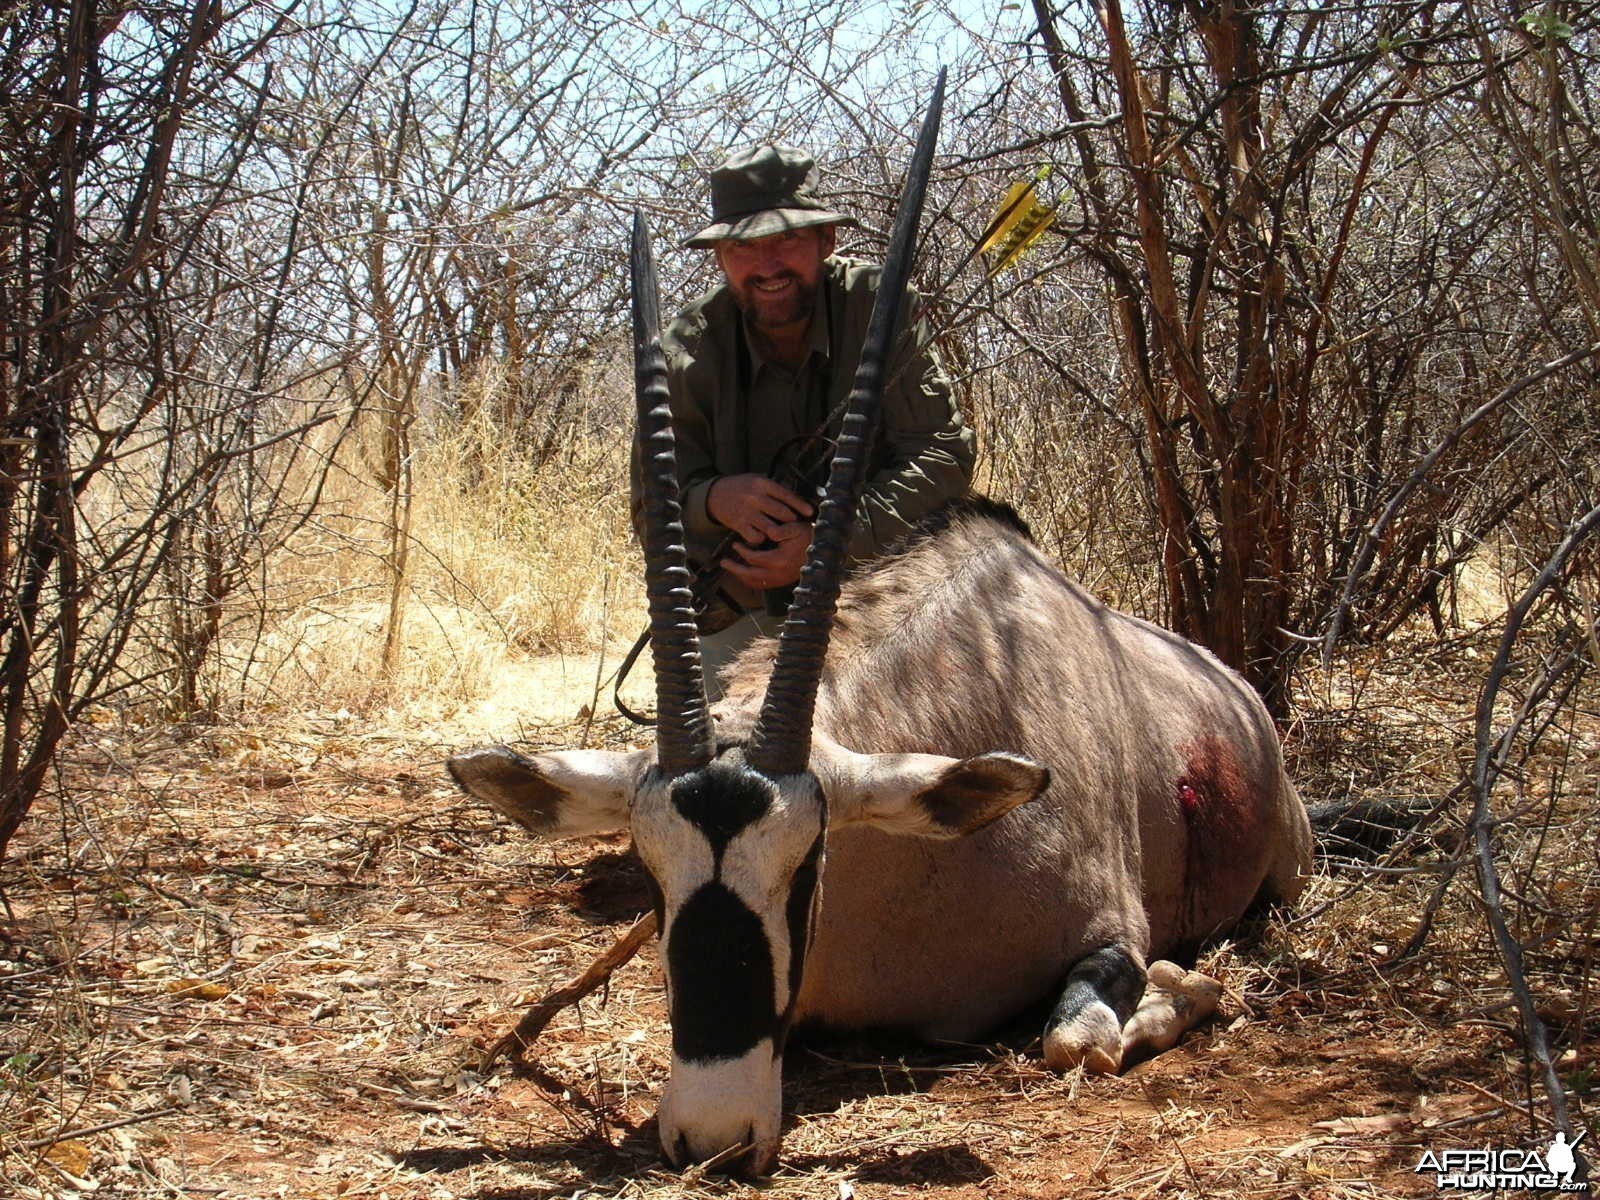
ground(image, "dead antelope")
xmin=449 ymin=81 xmax=1314 ymax=1176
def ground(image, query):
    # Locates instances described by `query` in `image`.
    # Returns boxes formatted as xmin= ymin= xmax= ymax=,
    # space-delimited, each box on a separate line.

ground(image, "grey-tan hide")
xmin=715 ymin=501 xmax=1315 ymax=1042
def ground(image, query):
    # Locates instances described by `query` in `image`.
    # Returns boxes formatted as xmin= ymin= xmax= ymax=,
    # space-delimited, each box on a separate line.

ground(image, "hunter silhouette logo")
xmin=1415 ymin=1129 xmax=1589 ymax=1192
xmin=1551 ymin=1132 xmax=1586 ymax=1186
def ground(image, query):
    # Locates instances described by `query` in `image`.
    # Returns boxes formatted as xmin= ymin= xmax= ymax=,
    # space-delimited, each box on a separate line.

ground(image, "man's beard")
xmin=732 ymin=272 xmax=820 ymax=334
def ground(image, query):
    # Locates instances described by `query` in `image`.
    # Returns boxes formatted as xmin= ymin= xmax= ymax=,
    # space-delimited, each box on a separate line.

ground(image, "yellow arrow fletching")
xmin=979 ymin=169 xmax=1057 ymax=276
xmin=978 ymin=180 xmax=1038 ymax=255
xmin=988 ymin=206 xmax=1056 ymax=275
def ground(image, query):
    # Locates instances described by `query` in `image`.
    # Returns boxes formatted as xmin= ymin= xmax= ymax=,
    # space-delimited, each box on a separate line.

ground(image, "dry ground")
xmin=1 ymin=642 xmax=1595 ymax=1199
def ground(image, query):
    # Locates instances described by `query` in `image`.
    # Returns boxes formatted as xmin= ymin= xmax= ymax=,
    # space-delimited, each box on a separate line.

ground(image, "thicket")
xmin=1 ymin=0 xmax=1595 ymax=1138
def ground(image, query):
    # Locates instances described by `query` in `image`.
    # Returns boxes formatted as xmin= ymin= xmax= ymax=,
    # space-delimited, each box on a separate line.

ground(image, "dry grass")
xmin=3 ymin=374 xmax=1597 ymax=1196
xmin=2 ymin=624 xmax=1595 ymax=1197
xmin=163 ymin=385 xmax=652 ymax=725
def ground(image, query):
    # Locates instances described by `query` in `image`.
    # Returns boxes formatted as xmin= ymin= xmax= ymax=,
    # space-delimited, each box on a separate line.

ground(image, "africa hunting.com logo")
xmin=1415 ymin=1130 xmax=1589 ymax=1192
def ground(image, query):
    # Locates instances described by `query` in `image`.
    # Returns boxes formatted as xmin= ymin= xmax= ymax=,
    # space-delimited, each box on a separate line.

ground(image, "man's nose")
xmin=751 ymin=247 xmax=789 ymax=274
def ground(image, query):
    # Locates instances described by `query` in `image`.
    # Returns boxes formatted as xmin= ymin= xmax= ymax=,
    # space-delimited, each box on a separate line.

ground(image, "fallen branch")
xmin=9 ymin=1107 xmax=182 ymax=1153
xmin=481 ymin=910 xmax=658 ymax=1072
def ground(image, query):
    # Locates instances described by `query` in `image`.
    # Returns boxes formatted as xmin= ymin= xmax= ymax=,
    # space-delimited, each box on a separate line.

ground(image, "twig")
xmin=1452 ymin=1078 xmax=1529 ymax=1125
xmin=1467 ymin=500 xmax=1600 ymax=1140
xmin=1431 ymin=1108 xmax=1508 ymax=1132
xmin=1141 ymin=1081 xmax=1209 ymax=1198
xmin=9 ymin=1107 xmax=182 ymax=1153
xmin=1322 ymin=339 xmax=1600 ymax=663
xmin=481 ymin=910 xmax=658 ymax=1071
xmin=679 ymin=1135 xmax=755 ymax=1180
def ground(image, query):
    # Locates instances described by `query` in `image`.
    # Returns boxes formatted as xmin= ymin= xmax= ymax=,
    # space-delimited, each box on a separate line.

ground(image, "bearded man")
xmin=633 ymin=144 xmax=975 ymax=682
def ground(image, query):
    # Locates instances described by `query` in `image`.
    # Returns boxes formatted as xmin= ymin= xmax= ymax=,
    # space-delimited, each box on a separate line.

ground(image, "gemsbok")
xmin=448 ymin=78 xmax=1314 ymax=1175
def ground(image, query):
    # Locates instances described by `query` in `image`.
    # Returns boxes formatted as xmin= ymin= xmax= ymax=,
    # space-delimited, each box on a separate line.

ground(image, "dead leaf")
xmin=1276 ymin=1134 xmax=1336 ymax=1158
xmin=1414 ymin=1093 xmax=1497 ymax=1126
xmin=44 ymin=1139 xmax=92 ymax=1175
xmin=167 ymin=978 xmax=230 ymax=1000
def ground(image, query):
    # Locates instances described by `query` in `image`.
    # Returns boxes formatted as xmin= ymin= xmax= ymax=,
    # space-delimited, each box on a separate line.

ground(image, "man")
xmin=636 ymin=144 xmax=975 ymax=680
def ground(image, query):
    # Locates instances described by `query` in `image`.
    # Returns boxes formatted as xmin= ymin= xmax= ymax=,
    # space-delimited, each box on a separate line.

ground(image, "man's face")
xmin=715 ymin=225 xmax=836 ymax=338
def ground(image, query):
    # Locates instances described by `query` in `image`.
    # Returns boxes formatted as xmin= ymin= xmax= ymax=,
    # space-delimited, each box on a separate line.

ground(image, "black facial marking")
xmin=670 ymin=764 xmax=773 ymax=864
xmin=781 ymin=831 xmax=825 ymax=1033
xmin=666 ymin=881 xmax=777 ymax=1061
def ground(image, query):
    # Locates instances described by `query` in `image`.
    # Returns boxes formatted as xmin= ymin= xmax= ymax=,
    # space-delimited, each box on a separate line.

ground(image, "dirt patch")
xmin=0 ymin=702 xmax=1592 ymax=1198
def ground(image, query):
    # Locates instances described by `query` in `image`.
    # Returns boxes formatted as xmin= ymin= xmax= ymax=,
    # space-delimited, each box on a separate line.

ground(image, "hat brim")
xmin=682 ymin=207 xmax=858 ymax=249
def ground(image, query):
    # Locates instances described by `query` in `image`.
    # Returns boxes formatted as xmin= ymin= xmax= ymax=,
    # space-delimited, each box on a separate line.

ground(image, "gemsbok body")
xmin=449 ymin=79 xmax=1314 ymax=1175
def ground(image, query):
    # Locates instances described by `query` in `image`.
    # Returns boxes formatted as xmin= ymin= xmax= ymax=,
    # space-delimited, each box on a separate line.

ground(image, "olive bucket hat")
xmin=682 ymin=145 xmax=859 ymax=249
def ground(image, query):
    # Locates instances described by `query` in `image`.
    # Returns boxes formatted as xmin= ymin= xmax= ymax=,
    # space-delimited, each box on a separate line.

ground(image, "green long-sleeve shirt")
xmin=636 ymin=255 xmax=975 ymax=612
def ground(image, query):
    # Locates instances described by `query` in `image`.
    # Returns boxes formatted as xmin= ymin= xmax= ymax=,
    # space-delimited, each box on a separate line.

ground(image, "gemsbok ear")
xmin=816 ymin=742 xmax=1049 ymax=838
xmin=447 ymin=746 xmax=645 ymax=839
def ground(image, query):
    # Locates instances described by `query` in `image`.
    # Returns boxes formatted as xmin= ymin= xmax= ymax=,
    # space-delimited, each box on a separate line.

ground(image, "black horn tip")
xmin=747 ymin=70 xmax=947 ymax=777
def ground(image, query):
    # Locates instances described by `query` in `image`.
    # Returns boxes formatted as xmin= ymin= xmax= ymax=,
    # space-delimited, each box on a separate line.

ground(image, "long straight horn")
xmin=632 ymin=211 xmax=714 ymax=775
xmin=747 ymin=69 xmax=946 ymax=776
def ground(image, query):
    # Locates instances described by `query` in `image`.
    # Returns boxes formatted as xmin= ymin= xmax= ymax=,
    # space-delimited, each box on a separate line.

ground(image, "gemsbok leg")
xmin=1043 ymin=947 xmax=1224 ymax=1073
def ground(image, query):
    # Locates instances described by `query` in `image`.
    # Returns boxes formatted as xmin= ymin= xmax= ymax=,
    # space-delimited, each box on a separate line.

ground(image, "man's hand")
xmin=721 ymin=521 xmax=813 ymax=591
xmin=706 ymin=474 xmax=814 ymax=545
